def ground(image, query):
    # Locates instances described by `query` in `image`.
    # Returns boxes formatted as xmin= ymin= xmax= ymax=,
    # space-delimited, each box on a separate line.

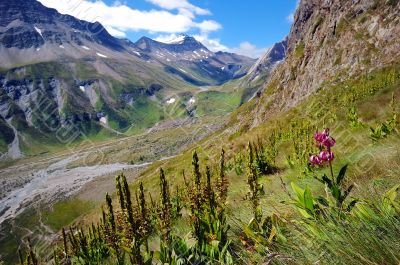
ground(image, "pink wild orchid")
xmin=319 ymin=150 xmax=334 ymax=162
xmin=310 ymin=128 xmax=335 ymax=167
xmin=322 ymin=137 xmax=336 ymax=148
xmin=309 ymin=155 xmax=322 ymax=166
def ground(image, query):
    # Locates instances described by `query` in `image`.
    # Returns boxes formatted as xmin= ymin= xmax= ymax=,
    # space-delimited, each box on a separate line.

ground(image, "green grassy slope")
xmin=66 ymin=64 xmax=399 ymax=264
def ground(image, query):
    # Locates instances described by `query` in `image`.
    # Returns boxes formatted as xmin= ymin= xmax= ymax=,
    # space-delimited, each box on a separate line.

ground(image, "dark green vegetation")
xmin=0 ymin=118 xmax=14 ymax=151
xmin=0 ymin=199 xmax=95 ymax=264
xmin=44 ymin=200 xmax=96 ymax=232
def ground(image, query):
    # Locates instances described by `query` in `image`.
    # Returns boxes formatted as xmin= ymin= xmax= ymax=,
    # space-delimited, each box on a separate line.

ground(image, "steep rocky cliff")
xmin=248 ymin=0 xmax=400 ymax=126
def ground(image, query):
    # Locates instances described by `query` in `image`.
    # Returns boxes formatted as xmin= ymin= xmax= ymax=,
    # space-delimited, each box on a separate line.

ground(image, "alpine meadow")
xmin=0 ymin=0 xmax=399 ymax=264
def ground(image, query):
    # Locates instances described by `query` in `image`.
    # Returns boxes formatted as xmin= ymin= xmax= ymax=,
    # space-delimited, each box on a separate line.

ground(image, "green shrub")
xmin=294 ymin=41 xmax=305 ymax=58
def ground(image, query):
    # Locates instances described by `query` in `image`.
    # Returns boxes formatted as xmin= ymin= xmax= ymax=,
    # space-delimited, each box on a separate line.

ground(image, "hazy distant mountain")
xmin=247 ymin=38 xmax=287 ymax=82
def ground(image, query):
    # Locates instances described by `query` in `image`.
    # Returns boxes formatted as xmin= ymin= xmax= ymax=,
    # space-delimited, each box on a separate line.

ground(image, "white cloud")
xmin=38 ymin=0 xmax=218 ymax=35
xmin=286 ymin=0 xmax=300 ymax=23
xmin=154 ymin=33 xmax=178 ymax=43
xmin=112 ymin=0 xmax=127 ymax=6
xmin=146 ymin=0 xmax=210 ymax=17
xmin=193 ymin=35 xmax=267 ymax=58
xmin=286 ymin=13 xmax=294 ymax=23
xmin=155 ymin=33 xmax=180 ymax=43
xmin=105 ymin=26 xmax=127 ymax=38
xmin=193 ymin=34 xmax=228 ymax=52
xmin=229 ymin=42 xmax=268 ymax=59
xmin=196 ymin=20 xmax=222 ymax=33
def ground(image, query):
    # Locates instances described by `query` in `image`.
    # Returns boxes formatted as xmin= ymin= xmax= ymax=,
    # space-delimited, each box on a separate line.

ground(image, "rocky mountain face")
xmin=0 ymin=0 xmax=257 ymax=160
xmin=247 ymin=38 xmax=287 ymax=82
xmin=247 ymin=0 xmax=400 ymax=126
xmin=130 ymin=35 xmax=256 ymax=84
xmin=135 ymin=35 xmax=206 ymax=53
xmin=0 ymin=0 xmax=124 ymax=64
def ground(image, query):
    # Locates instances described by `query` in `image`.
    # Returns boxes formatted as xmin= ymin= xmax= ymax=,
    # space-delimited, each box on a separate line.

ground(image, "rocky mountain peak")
xmin=134 ymin=34 xmax=207 ymax=53
xmin=0 ymin=0 xmax=124 ymax=51
xmin=165 ymin=34 xmax=193 ymax=44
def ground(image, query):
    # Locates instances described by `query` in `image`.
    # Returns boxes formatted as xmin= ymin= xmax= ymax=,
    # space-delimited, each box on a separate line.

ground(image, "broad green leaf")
xmin=172 ymin=236 xmax=188 ymax=257
xmin=331 ymin=186 xmax=341 ymax=201
xmin=303 ymin=186 xmax=315 ymax=211
xmin=355 ymin=203 xmax=377 ymax=220
xmin=383 ymin=184 xmax=400 ymax=202
xmin=291 ymin=182 xmax=305 ymax=204
xmin=382 ymin=184 xmax=400 ymax=213
xmin=337 ymin=165 xmax=348 ymax=184
xmin=298 ymin=208 xmax=313 ymax=219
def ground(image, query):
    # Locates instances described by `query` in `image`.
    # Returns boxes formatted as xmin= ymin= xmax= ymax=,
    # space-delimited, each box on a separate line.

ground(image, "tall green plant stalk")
xmin=105 ymin=193 xmax=124 ymax=265
xmin=62 ymin=227 xmax=68 ymax=257
xmin=27 ymin=238 xmax=38 ymax=265
xmin=120 ymin=175 xmax=143 ymax=265
xmin=116 ymin=175 xmax=126 ymax=210
xmin=192 ymin=151 xmax=201 ymax=192
xmin=247 ymin=142 xmax=262 ymax=222
xmin=158 ymin=168 xmax=172 ymax=243
xmin=157 ymin=168 xmax=173 ymax=263
xmin=189 ymin=151 xmax=204 ymax=243
xmin=138 ymin=182 xmax=151 ymax=252
xmin=217 ymin=149 xmax=228 ymax=204
xmin=205 ymin=165 xmax=216 ymax=210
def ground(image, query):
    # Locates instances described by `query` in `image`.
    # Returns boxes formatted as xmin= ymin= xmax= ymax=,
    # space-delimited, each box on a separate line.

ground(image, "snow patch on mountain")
xmin=100 ymin=117 xmax=107 ymax=124
xmin=165 ymin=35 xmax=186 ymax=44
xmin=34 ymin=26 xmax=43 ymax=39
xmin=166 ymin=98 xmax=176 ymax=104
xmin=96 ymin=52 xmax=107 ymax=58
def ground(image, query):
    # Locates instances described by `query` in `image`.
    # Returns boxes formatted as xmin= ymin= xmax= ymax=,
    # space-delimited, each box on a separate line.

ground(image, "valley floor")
xmin=0 ymin=115 xmax=227 ymax=263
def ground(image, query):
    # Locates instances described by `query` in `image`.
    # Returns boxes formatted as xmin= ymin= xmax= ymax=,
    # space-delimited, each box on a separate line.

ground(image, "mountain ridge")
xmin=0 ymin=0 xmax=285 ymax=160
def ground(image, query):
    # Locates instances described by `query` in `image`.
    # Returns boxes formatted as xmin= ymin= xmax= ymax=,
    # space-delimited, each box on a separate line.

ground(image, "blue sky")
xmin=38 ymin=0 xmax=298 ymax=58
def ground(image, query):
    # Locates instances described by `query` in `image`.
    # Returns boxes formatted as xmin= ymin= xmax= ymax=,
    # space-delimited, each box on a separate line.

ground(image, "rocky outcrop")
xmin=250 ymin=0 xmax=400 ymax=125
